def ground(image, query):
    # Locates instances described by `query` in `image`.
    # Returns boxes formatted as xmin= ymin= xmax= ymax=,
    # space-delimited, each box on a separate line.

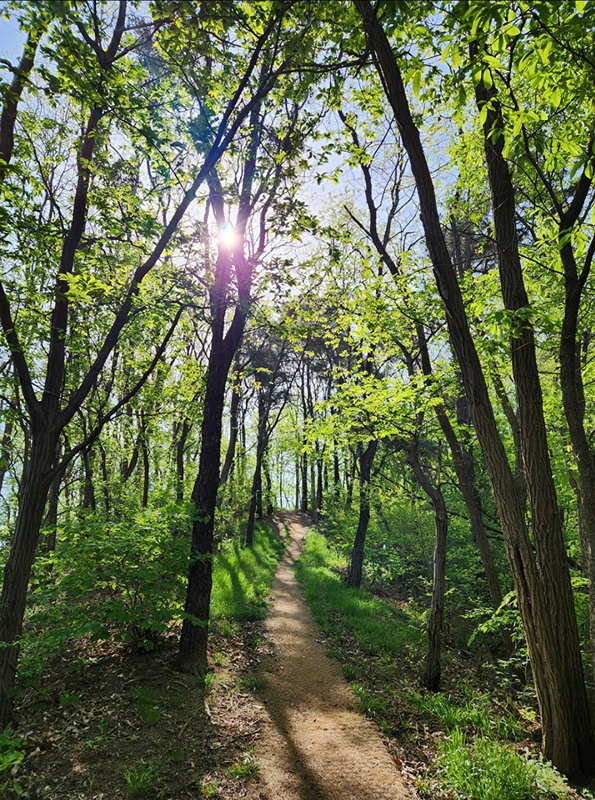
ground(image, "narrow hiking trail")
xmin=252 ymin=512 xmax=412 ymax=800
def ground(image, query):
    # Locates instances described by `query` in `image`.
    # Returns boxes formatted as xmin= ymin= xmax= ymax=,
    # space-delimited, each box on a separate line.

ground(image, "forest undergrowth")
xmin=295 ymin=524 xmax=593 ymax=800
xmin=1 ymin=519 xmax=287 ymax=799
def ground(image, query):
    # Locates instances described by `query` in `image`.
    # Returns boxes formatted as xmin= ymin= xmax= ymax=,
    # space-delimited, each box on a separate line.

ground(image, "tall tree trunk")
xmin=0 ymin=429 xmax=58 ymax=724
xmin=334 ymin=447 xmax=341 ymax=499
xmin=43 ymin=465 xmax=62 ymax=553
xmin=141 ymin=437 xmax=150 ymax=508
xmin=81 ymin=447 xmax=96 ymax=511
xmin=175 ymin=420 xmax=191 ymax=503
xmin=355 ymin=2 xmax=595 ymax=776
xmin=300 ymin=448 xmax=308 ymax=512
xmin=0 ymin=419 xmax=13 ymax=498
xmin=178 ymin=340 xmax=230 ymax=674
xmin=246 ymin=451 xmax=263 ymax=548
xmin=347 ymin=440 xmax=378 ymax=589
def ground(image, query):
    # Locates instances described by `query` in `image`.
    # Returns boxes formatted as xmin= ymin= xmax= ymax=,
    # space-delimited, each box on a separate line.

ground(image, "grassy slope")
xmin=295 ymin=529 xmax=585 ymax=800
xmin=7 ymin=520 xmax=287 ymax=800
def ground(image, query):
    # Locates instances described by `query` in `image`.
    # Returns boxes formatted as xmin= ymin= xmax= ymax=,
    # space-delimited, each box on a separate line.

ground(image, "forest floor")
xmin=8 ymin=513 xmax=587 ymax=799
xmin=9 ymin=512 xmax=415 ymax=799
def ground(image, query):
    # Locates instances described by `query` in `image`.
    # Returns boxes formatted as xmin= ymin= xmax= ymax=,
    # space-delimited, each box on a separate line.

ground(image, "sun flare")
xmin=219 ymin=224 xmax=235 ymax=248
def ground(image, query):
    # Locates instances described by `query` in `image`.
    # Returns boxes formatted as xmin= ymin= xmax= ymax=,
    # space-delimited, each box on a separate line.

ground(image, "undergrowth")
xmin=20 ymin=512 xmax=286 ymax=680
xmin=295 ymin=528 xmax=582 ymax=800
xmin=294 ymin=530 xmax=422 ymax=659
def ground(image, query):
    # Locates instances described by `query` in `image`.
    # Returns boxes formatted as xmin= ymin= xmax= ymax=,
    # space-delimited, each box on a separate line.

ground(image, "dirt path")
xmin=252 ymin=512 xmax=412 ymax=800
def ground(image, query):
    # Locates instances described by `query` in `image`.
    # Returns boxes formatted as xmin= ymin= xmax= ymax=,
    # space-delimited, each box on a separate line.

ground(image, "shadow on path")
xmin=254 ymin=512 xmax=411 ymax=800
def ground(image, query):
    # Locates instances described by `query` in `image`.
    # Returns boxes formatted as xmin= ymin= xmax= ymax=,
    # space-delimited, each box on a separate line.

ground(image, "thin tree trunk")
xmin=0 ymin=430 xmax=58 ymax=723
xmin=175 ymin=420 xmax=191 ymax=503
xmin=141 ymin=437 xmax=150 ymax=508
xmin=220 ymin=374 xmax=240 ymax=488
xmin=81 ymin=447 xmax=96 ymax=511
xmin=407 ymin=444 xmax=447 ymax=692
xmin=301 ymin=449 xmax=308 ymax=512
xmin=347 ymin=440 xmax=378 ymax=589
xmin=0 ymin=419 xmax=13 ymax=497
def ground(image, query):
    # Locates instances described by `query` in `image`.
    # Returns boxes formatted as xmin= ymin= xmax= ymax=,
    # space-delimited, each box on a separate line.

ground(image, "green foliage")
xmin=435 ymin=729 xmax=567 ymax=800
xmin=227 ymin=759 xmax=260 ymax=779
xmin=25 ymin=506 xmax=191 ymax=673
xmin=197 ymin=780 xmax=220 ymax=798
xmin=122 ymin=758 xmax=161 ymax=797
xmin=235 ymin=677 xmax=265 ymax=692
xmin=413 ymin=690 xmax=521 ymax=740
xmin=0 ymin=731 xmax=25 ymax=796
xmin=131 ymin=688 xmax=161 ymax=726
xmin=210 ymin=522 xmax=286 ymax=623
xmin=295 ymin=531 xmax=423 ymax=659
xmin=20 ymin=514 xmax=283 ymax=682
xmin=351 ymin=683 xmax=387 ymax=720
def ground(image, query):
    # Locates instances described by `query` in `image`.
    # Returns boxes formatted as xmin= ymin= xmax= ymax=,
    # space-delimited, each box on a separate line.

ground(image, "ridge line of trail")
xmin=252 ymin=511 xmax=412 ymax=800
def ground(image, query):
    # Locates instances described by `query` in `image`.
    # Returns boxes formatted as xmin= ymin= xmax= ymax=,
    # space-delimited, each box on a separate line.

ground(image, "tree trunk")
xmin=178 ymin=360 xmax=226 ymax=674
xmin=355 ymin=2 xmax=595 ymax=777
xmin=0 ymin=430 xmax=58 ymax=725
xmin=220 ymin=375 xmax=240 ymax=488
xmin=300 ymin=449 xmax=308 ymax=512
xmin=43 ymin=467 xmax=61 ymax=553
xmin=175 ymin=420 xmax=191 ymax=503
xmin=141 ymin=437 xmax=150 ymax=508
xmin=81 ymin=447 xmax=96 ymax=511
xmin=407 ymin=445 xmax=448 ymax=692
xmin=246 ymin=450 xmax=263 ymax=548
xmin=0 ymin=419 xmax=13 ymax=498
xmin=475 ymin=63 xmax=594 ymax=775
xmin=347 ymin=440 xmax=378 ymax=589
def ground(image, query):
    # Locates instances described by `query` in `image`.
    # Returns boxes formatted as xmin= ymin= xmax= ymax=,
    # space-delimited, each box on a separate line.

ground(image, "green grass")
xmin=434 ymin=728 xmax=568 ymax=800
xmin=294 ymin=530 xmax=422 ymax=659
xmin=413 ymin=691 xmax=521 ymax=741
xmin=210 ymin=522 xmax=286 ymax=623
xmin=130 ymin=687 xmax=161 ymax=726
xmin=227 ymin=759 xmax=260 ymax=779
xmin=122 ymin=758 xmax=161 ymax=796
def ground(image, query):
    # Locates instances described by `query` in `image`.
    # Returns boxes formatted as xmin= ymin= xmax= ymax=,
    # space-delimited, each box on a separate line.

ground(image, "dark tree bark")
xmin=300 ymin=449 xmax=309 ymax=512
xmin=0 ymin=418 xmax=13 ymax=498
xmin=355 ymin=1 xmax=595 ymax=777
xmin=0 ymin=430 xmax=58 ymax=723
xmin=81 ymin=447 xmax=96 ymax=511
xmin=406 ymin=444 xmax=447 ymax=692
xmin=347 ymin=440 xmax=378 ymax=589
xmin=178 ymin=210 xmax=251 ymax=672
xmin=175 ymin=420 xmax=191 ymax=503
xmin=219 ymin=364 xmax=241 ymax=488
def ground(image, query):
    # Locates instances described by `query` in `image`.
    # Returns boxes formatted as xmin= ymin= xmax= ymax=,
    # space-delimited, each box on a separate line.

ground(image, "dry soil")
xmin=253 ymin=512 xmax=412 ymax=800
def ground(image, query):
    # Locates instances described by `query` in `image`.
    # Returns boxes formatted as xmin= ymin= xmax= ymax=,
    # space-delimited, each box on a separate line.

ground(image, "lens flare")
xmin=219 ymin=224 xmax=235 ymax=247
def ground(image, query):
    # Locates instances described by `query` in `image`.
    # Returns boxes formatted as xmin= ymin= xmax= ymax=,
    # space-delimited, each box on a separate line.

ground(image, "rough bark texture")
xmin=474 ymin=65 xmax=595 ymax=774
xmin=178 ymin=242 xmax=246 ymax=673
xmin=355 ymin=0 xmax=594 ymax=777
xmin=0 ymin=430 xmax=58 ymax=723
